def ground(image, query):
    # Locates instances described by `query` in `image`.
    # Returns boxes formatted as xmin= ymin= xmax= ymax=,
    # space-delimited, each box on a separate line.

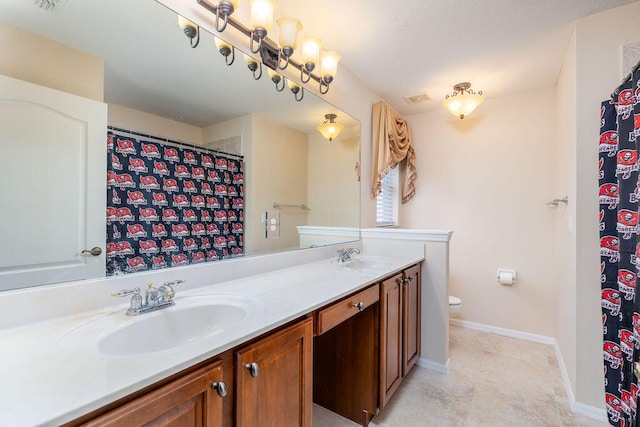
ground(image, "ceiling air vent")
xmin=403 ymin=92 xmax=430 ymax=104
xmin=34 ymin=0 xmax=63 ymax=11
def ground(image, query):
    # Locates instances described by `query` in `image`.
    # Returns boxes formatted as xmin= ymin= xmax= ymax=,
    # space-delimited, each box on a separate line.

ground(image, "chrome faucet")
xmin=337 ymin=247 xmax=360 ymax=263
xmin=112 ymin=279 xmax=185 ymax=316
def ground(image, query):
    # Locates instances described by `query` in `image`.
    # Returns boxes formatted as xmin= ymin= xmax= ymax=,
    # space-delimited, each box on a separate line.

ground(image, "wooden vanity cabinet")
xmin=313 ymin=284 xmax=380 ymax=424
xmin=235 ymin=317 xmax=313 ymax=427
xmin=402 ymin=263 xmax=421 ymax=374
xmin=79 ymin=359 xmax=229 ymax=427
xmin=379 ymin=264 xmax=421 ymax=409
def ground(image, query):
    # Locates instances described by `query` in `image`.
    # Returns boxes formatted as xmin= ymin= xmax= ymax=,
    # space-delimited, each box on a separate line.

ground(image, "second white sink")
xmin=341 ymin=257 xmax=393 ymax=271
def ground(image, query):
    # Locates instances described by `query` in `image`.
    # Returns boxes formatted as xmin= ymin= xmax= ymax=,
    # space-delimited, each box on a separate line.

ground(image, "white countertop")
xmin=0 ymin=254 xmax=422 ymax=426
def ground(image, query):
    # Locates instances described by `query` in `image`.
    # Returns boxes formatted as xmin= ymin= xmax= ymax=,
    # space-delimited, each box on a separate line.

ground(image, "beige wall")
xmin=251 ymin=115 xmax=308 ymax=253
xmin=402 ymin=88 xmax=558 ymax=337
xmin=204 ymin=114 xmax=309 ymax=254
xmin=307 ymin=133 xmax=360 ymax=227
xmin=108 ymin=104 xmax=203 ymax=144
xmin=316 ymin=68 xmax=381 ymax=229
xmin=555 ymin=27 xmax=579 ymax=402
xmin=0 ymin=22 xmax=103 ymax=101
xmin=566 ymin=0 xmax=640 ymax=409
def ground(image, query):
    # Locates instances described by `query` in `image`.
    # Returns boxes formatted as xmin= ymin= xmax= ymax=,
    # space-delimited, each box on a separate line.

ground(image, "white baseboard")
xmin=450 ymin=319 xmax=608 ymax=422
xmin=417 ymin=357 xmax=449 ymax=374
xmin=571 ymin=401 xmax=608 ymax=422
xmin=449 ymin=318 xmax=555 ymax=344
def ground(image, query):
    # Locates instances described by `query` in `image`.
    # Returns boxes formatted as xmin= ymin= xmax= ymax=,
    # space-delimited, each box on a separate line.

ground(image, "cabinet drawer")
xmin=316 ymin=284 xmax=379 ymax=335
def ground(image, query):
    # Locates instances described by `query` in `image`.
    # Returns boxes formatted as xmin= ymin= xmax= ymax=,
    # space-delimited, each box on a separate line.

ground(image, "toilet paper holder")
xmin=497 ymin=269 xmax=517 ymax=285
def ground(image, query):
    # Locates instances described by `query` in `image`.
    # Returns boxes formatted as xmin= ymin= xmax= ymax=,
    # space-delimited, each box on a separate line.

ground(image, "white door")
xmin=0 ymin=75 xmax=107 ymax=291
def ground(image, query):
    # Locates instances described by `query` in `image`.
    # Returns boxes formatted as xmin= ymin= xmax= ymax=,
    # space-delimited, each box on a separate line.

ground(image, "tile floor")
xmin=313 ymin=325 xmax=610 ymax=426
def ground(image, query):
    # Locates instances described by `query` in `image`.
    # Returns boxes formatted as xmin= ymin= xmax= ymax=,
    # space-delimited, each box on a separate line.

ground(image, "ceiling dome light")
xmin=316 ymin=113 xmax=344 ymax=141
xmin=442 ymin=82 xmax=484 ymax=119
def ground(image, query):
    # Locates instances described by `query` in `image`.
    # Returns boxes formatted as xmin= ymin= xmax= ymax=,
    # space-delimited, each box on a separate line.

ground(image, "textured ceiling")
xmin=272 ymin=0 xmax=639 ymax=115
xmin=1 ymin=0 xmax=638 ymax=127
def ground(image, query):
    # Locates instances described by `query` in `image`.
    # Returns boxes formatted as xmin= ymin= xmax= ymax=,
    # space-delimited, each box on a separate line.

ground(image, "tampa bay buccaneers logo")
xmin=617 ymin=209 xmax=640 ymax=239
xmin=600 ymin=130 xmax=618 ymax=157
xmin=599 ymin=184 xmax=619 ymax=209
xmin=617 ymin=150 xmax=639 ymax=179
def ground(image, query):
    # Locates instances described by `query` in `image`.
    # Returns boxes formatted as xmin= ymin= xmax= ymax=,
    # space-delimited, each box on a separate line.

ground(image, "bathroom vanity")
xmin=0 ymin=254 xmax=424 ymax=426
xmin=64 ymin=261 xmax=421 ymax=426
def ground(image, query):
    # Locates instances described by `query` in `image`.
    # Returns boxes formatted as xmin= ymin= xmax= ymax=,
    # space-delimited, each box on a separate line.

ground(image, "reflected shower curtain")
xmin=599 ymin=66 xmax=640 ymax=426
xmin=106 ymin=132 xmax=245 ymax=275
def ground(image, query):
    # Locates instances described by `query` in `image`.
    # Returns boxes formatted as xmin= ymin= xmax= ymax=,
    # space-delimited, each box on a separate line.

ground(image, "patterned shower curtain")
xmin=106 ymin=131 xmax=244 ymax=275
xmin=599 ymin=66 xmax=640 ymax=426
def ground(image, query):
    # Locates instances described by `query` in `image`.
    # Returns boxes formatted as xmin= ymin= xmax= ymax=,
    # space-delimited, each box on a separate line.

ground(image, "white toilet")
xmin=449 ymin=295 xmax=462 ymax=316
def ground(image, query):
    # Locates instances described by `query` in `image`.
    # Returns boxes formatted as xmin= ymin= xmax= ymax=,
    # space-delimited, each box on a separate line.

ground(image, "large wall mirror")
xmin=0 ymin=0 xmax=360 ymax=291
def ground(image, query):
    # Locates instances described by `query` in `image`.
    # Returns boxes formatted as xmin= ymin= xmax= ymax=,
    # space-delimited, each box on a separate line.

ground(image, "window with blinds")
xmin=376 ymin=167 xmax=399 ymax=227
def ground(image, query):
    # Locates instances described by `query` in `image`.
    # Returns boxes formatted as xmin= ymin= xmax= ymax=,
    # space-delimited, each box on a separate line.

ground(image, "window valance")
xmin=371 ymin=101 xmax=416 ymax=203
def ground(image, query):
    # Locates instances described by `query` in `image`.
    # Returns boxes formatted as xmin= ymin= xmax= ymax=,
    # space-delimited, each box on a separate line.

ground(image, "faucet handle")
xmin=158 ymin=280 xmax=184 ymax=302
xmin=112 ymin=287 xmax=141 ymax=298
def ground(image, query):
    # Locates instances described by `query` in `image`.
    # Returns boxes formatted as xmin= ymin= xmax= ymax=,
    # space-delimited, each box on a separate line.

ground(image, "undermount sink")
xmin=56 ymin=294 xmax=261 ymax=357
xmin=341 ymin=257 xmax=393 ymax=271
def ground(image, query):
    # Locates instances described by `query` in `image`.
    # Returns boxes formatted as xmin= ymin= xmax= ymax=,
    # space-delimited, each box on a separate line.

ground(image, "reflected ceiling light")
xmin=316 ymin=114 xmax=344 ymax=141
xmin=194 ymin=0 xmax=340 ymax=97
xmin=177 ymin=15 xmax=200 ymax=48
xmin=267 ymin=68 xmax=285 ymax=92
xmin=442 ymin=82 xmax=484 ymax=119
xmin=214 ymin=36 xmax=235 ymax=65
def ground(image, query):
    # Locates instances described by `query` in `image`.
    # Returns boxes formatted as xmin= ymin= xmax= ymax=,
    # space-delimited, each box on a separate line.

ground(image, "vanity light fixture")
xmin=212 ymin=0 xmax=238 ymax=32
xmin=268 ymin=69 xmax=285 ymax=92
xmin=316 ymin=114 xmax=344 ymax=142
xmin=276 ymin=17 xmax=302 ymax=70
xmin=249 ymin=0 xmax=275 ymax=54
xmin=288 ymin=80 xmax=304 ymax=101
xmin=214 ymin=36 xmax=235 ymax=65
xmin=442 ymin=82 xmax=484 ymax=119
xmin=194 ymin=0 xmax=340 ymax=97
xmin=244 ymin=54 xmax=263 ymax=80
xmin=300 ymin=36 xmax=322 ymax=83
xmin=177 ymin=16 xmax=200 ymax=48
xmin=319 ymin=51 xmax=341 ymax=94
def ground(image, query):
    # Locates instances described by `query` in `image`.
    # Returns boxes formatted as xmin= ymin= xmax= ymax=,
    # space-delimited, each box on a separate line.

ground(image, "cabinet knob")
xmin=212 ymin=381 xmax=228 ymax=397
xmin=353 ymin=301 xmax=365 ymax=312
xmin=407 ymin=275 xmax=414 ymax=282
xmin=245 ymin=362 xmax=259 ymax=378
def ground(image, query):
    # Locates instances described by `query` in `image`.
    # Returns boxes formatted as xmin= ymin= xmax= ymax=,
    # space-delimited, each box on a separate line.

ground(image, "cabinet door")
xmin=235 ymin=317 xmax=313 ymax=427
xmin=379 ymin=272 xmax=404 ymax=408
xmin=83 ymin=360 xmax=226 ymax=427
xmin=402 ymin=263 xmax=421 ymax=375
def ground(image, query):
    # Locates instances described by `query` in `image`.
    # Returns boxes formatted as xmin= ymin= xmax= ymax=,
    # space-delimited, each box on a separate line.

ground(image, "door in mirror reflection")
xmin=0 ymin=75 xmax=107 ymax=291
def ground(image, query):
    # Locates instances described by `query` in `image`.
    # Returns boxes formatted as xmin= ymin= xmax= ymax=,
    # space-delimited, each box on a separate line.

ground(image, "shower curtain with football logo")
xmin=599 ymin=64 xmax=640 ymax=426
xmin=106 ymin=131 xmax=244 ymax=275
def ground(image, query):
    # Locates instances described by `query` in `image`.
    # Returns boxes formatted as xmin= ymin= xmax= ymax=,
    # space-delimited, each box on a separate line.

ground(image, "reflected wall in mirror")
xmin=0 ymin=0 xmax=360 ymax=291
